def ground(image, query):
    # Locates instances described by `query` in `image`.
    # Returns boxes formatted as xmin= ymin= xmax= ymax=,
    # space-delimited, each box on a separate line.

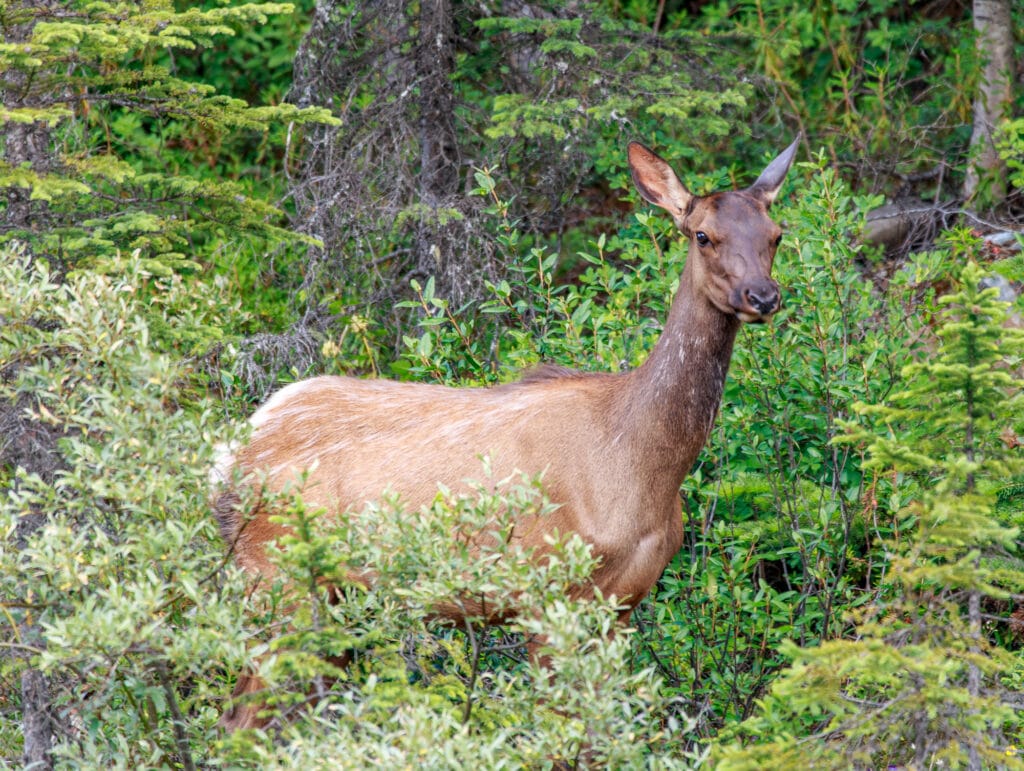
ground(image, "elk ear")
xmin=748 ymin=135 xmax=800 ymax=206
xmin=628 ymin=141 xmax=693 ymax=217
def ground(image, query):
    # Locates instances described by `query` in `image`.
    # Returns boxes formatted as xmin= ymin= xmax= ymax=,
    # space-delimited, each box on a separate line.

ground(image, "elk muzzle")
xmin=732 ymin=279 xmax=781 ymax=323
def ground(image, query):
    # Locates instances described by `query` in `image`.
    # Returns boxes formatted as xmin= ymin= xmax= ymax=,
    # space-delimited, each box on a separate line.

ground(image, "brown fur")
xmin=515 ymin=363 xmax=584 ymax=384
xmin=214 ymin=138 xmax=799 ymax=730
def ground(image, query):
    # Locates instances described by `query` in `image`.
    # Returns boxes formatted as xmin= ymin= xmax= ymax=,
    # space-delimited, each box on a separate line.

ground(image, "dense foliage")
xmin=0 ymin=0 xmax=333 ymax=276
xmin=2 ymin=0 xmax=1023 ymax=768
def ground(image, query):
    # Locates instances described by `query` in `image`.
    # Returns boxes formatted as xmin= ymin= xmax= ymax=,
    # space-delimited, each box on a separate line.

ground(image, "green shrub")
xmin=0 ymin=246 xmax=701 ymax=767
xmin=0 ymin=250 xmax=251 ymax=767
xmin=716 ymin=251 xmax=1024 ymax=769
xmin=218 ymin=477 xmax=700 ymax=769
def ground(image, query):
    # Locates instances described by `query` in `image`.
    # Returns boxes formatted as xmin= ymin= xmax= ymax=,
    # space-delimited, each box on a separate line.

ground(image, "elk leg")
xmin=218 ymin=670 xmax=271 ymax=732
xmin=219 ymin=650 xmax=353 ymax=732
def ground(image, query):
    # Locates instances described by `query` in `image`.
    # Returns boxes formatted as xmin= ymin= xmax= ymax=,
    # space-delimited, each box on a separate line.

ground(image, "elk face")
xmin=681 ymin=191 xmax=783 ymax=323
xmin=627 ymin=138 xmax=799 ymax=324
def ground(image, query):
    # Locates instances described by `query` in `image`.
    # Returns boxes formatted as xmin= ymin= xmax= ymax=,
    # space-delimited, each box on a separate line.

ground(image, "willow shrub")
xmin=0 ymin=251 xmax=252 ymax=767
xmin=716 ymin=253 xmax=1024 ymax=770
xmin=221 ymin=478 xmax=700 ymax=769
xmin=0 ymin=249 xmax=699 ymax=767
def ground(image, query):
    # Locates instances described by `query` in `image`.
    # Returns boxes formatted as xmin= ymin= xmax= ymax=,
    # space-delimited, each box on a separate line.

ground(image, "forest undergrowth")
xmin=1 ymin=1 xmax=1023 ymax=768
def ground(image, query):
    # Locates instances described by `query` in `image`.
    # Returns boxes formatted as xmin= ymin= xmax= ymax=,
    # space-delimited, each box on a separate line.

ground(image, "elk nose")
xmin=743 ymin=283 xmax=780 ymax=316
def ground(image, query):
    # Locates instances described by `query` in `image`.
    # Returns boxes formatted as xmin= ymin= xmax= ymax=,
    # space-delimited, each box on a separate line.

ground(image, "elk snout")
xmin=734 ymin=280 xmax=780 ymax=322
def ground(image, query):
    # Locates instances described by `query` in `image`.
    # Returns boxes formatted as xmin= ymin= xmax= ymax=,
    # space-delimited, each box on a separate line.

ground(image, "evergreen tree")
xmin=285 ymin=0 xmax=761 ymax=345
xmin=0 ymin=0 xmax=333 ymax=272
xmin=717 ymin=247 xmax=1024 ymax=770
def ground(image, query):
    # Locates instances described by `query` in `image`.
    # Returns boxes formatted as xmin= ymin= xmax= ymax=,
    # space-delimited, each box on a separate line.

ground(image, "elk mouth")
xmin=736 ymin=309 xmax=775 ymax=324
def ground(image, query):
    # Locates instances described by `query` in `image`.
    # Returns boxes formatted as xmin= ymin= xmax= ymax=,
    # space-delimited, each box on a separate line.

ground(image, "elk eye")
xmin=695 ymin=231 xmax=711 ymax=247
xmin=774 ymin=234 xmax=783 ymax=247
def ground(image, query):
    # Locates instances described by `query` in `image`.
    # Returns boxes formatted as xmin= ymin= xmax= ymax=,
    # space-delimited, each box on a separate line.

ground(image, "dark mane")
xmin=496 ymin=364 xmax=616 ymax=391
xmin=517 ymin=364 xmax=582 ymax=384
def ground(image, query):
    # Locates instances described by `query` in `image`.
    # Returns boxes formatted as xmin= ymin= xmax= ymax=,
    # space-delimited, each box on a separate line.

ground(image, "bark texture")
xmin=3 ymin=8 xmax=59 ymax=765
xmin=286 ymin=0 xmax=502 ymax=316
xmin=964 ymin=0 xmax=1013 ymax=204
xmin=1 ymin=0 xmax=65 ymax=235
xmin=414 ymin=0 xmax=462 ymax=289
xmin=21 ymin=667 xmax=53 ymax=770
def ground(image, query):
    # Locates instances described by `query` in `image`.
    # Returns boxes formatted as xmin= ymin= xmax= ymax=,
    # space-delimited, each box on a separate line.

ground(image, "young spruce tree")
xmin=716 ymin=241 xmax=1024 ymax=770
xmin=0 ymin=0 xmax=332 ymax=272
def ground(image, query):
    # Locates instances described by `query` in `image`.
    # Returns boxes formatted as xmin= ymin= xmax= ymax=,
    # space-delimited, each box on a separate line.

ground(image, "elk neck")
xmin=614 ymin=256 xmax=740 ymax=482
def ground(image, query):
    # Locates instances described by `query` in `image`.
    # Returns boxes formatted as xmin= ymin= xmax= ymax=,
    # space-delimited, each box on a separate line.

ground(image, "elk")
xmin=213 ymin=137 xmax=799 ymax=730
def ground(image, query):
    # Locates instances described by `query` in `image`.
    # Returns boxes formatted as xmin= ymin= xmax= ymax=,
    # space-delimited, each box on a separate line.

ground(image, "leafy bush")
xmin=372 ymin=165 xmax=680 ymax=387
xmin=716 ymin=253 xmax=1024 ymax=769
xmin=217 ymin=477 xmax=701 ymax=769
xmin=0 ymin=246 xmax=700 ymax=768
xmin=0 ymin=250 xmax=250 ymax=767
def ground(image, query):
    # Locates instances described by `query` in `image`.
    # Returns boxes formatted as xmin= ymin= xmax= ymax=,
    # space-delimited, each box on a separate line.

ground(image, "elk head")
xmin=627 ymin=138 xmax=799 ymax=323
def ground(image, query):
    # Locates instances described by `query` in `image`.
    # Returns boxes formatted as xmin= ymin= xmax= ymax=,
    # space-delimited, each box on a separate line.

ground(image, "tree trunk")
xmin=21 ymin=667 xmax=53 ymax=770
xmin=416 ymin=0 xmax=459 ymax=206
xmin=963 ymin=0 xmax=1013 ymax=205
xmin=1 ymin=1 xmax=62 ymax=236
xmin=3 ymin=8 xmax=58 ymax=768
xmin=414 ymin=0 xmax=465 ymax=301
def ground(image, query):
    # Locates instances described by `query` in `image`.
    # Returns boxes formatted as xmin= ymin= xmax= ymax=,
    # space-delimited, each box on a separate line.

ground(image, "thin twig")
xmin=462 ymin=617 xmax=480 ymax=725
xmin=156 ymin=660 xmax=197 ymax=771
